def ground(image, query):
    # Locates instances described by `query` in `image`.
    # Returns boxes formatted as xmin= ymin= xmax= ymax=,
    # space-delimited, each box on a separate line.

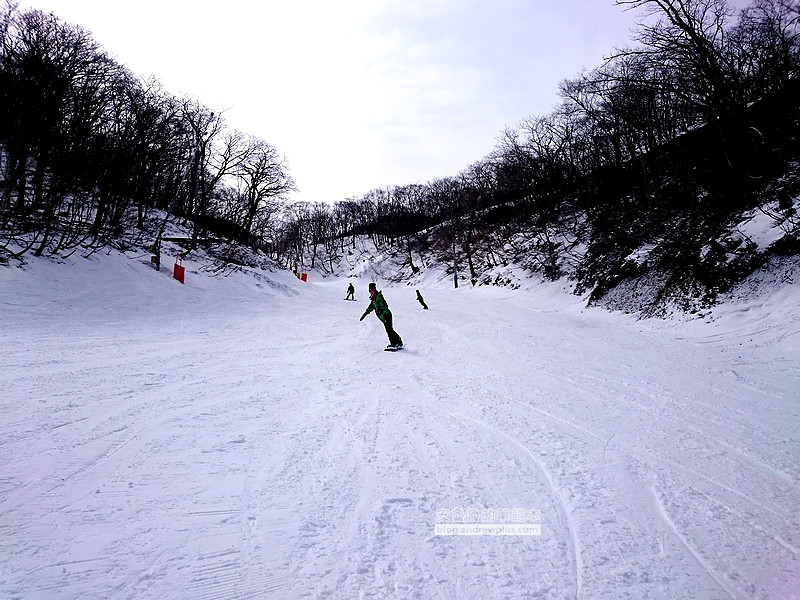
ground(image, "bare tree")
xmin=235 ymin=137 xmax=295 ymax=244
xmin=730 ymin=0 xmax=800 ymax=96
xmin=615 ymin=0 xmax=743 ymax=120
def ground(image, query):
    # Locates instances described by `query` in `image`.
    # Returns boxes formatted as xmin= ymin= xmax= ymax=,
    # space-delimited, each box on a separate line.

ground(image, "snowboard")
xmin=344 ymin=298 xmax=357 ymax=301
xmin=384 ymin=345 xmax=403 ymax=352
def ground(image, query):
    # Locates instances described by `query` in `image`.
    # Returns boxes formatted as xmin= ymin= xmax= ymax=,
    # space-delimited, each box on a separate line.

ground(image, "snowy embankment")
xmin=1 ymin=250 xmax=798 ymax=600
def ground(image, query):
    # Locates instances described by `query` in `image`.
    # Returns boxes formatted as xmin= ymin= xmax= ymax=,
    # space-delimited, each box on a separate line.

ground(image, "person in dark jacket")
xmin=345 ymin=282 xmax=355 ymax=300
xmin=415 ymin=289 xmax=428 ymax=309
xmin=360 ymin=282 xmax=403 ymax=348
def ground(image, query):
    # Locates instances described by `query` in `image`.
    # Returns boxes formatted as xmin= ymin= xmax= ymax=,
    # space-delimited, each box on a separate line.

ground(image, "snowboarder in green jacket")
xmin=360 ymin=282 xmax=403 ymax=349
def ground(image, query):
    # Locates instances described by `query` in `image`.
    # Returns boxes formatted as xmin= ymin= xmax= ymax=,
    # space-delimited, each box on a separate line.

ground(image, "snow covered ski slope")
xmin=1 ymin=252 xmax=799 ymax=599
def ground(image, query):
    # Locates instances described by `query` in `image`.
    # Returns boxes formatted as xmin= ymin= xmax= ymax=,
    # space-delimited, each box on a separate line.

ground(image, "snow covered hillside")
xmin=1 ymin=250 xmax=799 ymax=599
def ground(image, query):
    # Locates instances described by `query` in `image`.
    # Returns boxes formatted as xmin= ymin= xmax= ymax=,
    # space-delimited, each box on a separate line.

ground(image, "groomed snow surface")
xmin=1 ymin=251 xmax=799 ymax=600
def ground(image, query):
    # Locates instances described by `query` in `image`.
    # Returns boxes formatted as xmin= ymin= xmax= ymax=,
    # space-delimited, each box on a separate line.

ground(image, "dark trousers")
xmin=382 ymin=313 xmax=403 ymax=346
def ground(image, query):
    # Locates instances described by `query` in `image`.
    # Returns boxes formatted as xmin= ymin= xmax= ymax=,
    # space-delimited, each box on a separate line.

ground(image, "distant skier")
xmin=360 ymin=282 xmax=403 ymax=350
xmin=415 ymin=289 xmax=428 ymax=310
xmin=345 ymin=282 xmax=355 ymax=300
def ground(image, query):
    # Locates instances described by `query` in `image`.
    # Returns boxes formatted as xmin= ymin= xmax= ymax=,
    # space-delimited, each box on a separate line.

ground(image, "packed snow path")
xmin=1 ymin=254 xmax=799 ymax=599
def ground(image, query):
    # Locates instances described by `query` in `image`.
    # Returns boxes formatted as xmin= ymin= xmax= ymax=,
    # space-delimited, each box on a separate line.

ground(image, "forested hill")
xmin=2 ymin=1 xmax=799 ymax=316
xmin=290 ymin=79 xmax=800 ymax=316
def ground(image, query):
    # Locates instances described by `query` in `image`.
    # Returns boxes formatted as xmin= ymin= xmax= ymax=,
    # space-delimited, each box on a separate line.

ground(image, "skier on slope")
xmin=345 ymin=282 xmax=355 ymax=300
xmin=415 ymin=289 xmax=428 ymax=309
xmin=360 ymin=282 xmax=403 ymax=350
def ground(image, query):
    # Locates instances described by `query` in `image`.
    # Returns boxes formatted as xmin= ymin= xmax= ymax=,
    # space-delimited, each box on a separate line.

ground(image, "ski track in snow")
xmin=650 ymin=486 xmax=739 ymax=600
xmin=1 ymin=253 xmax=799 ymax=599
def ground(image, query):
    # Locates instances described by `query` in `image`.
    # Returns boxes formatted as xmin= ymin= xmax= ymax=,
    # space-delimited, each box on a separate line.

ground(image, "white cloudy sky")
xmin=26 ymin=0 xmax=651 ymax=203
